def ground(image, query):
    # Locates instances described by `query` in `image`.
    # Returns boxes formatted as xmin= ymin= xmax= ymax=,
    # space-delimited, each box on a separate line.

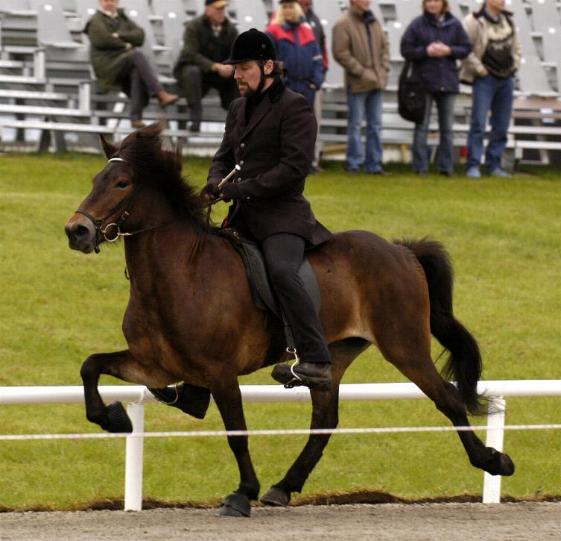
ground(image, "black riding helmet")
xmin=223 ymin=28 xmax=276 ymax=65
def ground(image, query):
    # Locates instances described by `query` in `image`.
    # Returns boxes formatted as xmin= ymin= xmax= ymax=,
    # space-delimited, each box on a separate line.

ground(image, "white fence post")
xmin=482 ymin=397 xmax=506 ymax=504
xmin=124 ymin=402 xmax=145 ymax=511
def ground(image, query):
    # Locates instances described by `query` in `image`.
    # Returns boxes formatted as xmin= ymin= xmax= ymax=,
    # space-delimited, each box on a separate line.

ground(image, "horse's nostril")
xmin=74 ymin=224 xmax=90 ymax=240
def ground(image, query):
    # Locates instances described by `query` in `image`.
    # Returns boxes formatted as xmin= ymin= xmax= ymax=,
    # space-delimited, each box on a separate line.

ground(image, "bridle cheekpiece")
xmin=75 ymin=156 xmax=135 ymax=253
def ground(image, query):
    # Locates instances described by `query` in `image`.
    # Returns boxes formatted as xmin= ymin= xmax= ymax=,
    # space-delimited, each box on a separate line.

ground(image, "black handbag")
xmin=398 ymin=60 xmax=427 ymax=123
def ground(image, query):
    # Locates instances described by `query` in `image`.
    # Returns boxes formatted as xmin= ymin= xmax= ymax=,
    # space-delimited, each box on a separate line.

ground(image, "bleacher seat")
xmin=509 ymin=0 xmax=555 ymax=95
xmin=152 ymin=0 xmax=187 ymax=71
xmin=73 ymin=0 xmax=97 ymax=30
xmin=527 ymin=0 xmax=561 ymax=92
xmin=234 ymin=0 xmax=270 ymax=33
xmin=182 ymin=0 xmax=204 ymax=18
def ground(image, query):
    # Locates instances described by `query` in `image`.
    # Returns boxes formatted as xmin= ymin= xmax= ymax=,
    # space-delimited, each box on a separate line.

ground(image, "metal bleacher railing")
xmin=1 ymin=0 xmax=561 ymax=164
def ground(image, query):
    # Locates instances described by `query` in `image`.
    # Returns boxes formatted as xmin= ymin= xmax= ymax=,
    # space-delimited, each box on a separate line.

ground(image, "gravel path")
xmin=1 ymin=502 xmax=560 ymax=541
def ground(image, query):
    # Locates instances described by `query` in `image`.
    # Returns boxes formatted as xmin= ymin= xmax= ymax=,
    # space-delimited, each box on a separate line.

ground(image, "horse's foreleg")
xmin=80 ymin=350 xmax=135 ymax=433
xmin=211 ymin=381 xmax=260 ymax=517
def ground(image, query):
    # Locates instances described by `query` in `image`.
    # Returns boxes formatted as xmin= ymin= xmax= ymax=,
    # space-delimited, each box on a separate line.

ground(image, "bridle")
xmin=75 ymin=157 xmax=166 ymax=254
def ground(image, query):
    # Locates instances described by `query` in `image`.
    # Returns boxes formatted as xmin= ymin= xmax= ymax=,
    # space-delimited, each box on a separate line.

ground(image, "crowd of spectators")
xmin=84 ymin=0 xmax=522 ymax=177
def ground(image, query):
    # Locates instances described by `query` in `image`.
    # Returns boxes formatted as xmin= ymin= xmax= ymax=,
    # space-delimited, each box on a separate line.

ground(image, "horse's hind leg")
xmin=80 ymin=349 xmax=142 ymax=433
xmin=261 ymin=339 xmax=367 ymax=506
xmin=381 ymin=341 xmax=514 ymax=477
xmin=211 ymin=379 xmax=260 ymax=517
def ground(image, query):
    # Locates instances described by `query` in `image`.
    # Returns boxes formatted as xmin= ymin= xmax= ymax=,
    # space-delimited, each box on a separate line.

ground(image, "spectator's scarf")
xmin=363 ymin=10 xmax=376 ymax=57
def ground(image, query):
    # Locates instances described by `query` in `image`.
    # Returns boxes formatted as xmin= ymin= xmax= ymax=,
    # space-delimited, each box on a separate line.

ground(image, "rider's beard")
xmin=238 ymin=69 xmax=266 ymax=99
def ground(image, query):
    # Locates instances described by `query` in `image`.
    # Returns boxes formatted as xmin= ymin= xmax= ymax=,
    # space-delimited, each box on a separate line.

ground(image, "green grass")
xmin=1 ymin=154 xmax=560 ymax=510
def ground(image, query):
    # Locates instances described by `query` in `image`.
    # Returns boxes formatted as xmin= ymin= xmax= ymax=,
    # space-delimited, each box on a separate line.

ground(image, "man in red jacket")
xmin=203 ymin=29 xmax=333 ymax=391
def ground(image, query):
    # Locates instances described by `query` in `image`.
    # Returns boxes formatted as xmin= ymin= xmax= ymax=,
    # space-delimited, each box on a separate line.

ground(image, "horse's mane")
xmin=115 ymin=124 xmax=210 ymax=232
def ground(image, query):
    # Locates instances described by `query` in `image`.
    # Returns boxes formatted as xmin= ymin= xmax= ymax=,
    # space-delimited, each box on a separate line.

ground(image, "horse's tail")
xmin=396 ymin=239 xmax=484 ymax=415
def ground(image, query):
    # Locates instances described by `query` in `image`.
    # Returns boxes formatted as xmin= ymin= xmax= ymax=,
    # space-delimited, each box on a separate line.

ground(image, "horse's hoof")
xmin=497 ymin=452 xmax=515 ymax=476
xmin=106 ymin=402 xmax=133 ymax=433
xmin=260 ymin=486 xmax=290 ymax=507
xmin=480 ymin=448 xmax=515 ymax=476
xmin=218 ymin=493 xmax=251 ymax=517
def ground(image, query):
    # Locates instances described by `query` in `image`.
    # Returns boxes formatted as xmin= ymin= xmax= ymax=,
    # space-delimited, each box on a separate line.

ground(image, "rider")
xmin=203 ymin=28 xmax=333 ymax=391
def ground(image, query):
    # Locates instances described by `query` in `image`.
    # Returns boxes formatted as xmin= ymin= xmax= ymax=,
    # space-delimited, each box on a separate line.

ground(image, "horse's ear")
xmin=99 ymin=134 xmax=117 ymax=159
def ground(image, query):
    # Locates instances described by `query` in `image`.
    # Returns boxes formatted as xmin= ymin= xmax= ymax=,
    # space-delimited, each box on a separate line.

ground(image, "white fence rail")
xmin=1 ymin=380 xmax=560 ymax=510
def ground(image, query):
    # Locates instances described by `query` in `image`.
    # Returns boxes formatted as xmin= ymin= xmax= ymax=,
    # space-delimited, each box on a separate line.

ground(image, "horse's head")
xmin=64 ymin=130 xmax=142 ymax=253
xmin=65 ymin=124 xmax=204 ymax=254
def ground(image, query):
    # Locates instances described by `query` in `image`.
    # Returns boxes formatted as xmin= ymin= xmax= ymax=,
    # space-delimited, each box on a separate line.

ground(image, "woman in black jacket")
xmin=401 ymin=0 xmax=471 ymax=175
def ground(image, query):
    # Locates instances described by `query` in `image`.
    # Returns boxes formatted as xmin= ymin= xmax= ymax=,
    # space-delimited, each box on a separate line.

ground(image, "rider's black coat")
xmin=207 ymin=78 xmax=332 ymax=246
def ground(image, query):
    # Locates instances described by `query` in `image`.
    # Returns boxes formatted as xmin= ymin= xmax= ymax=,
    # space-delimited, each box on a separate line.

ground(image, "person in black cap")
xmin=173 ymin=0 xmax=238 ymax=132
xmin=202 ymin=28 xmax=333 ymax=391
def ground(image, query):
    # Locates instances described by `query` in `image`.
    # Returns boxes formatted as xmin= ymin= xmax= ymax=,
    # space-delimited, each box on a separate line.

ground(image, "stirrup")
xmin=285 ymin=349 xmax=302 ymax=389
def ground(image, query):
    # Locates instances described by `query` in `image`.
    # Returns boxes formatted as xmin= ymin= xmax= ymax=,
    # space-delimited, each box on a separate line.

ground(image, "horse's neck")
xmin=123 ymin=219 xmax=204 ymax=291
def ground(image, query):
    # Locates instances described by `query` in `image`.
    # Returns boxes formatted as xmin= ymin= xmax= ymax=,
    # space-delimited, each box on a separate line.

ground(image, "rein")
xmin=75 ymin=156 xmax=174 ymax=253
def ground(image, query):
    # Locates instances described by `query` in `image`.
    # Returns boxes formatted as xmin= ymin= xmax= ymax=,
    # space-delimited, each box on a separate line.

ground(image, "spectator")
xmin=85 ymin=0 xmax=178 ymax=129
xmin=460 ymin=0 xmax=521 ymax=178
xmin=298 ymin=0 xmax=328 ymax=171
xmin=298 ymin=0 xmax=328 ymax=72
xmin=332 ymin=0 xmax=390 ymax=175
xmin=400 ymin=0 xmax=471 ymax=176
xmin=173 ymin=0 xmax=238 ymax=133
xmin=266 ymin=0 xmax=324 ymax=108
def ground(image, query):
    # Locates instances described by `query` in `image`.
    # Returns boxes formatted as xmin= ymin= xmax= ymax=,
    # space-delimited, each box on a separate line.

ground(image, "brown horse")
xmin=64 ymin=125 xmax=514 ymax=516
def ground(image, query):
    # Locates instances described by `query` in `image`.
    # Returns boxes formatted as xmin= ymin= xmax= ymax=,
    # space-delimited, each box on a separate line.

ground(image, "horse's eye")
xmin=116 ymin=181 xmax=130 ymax=189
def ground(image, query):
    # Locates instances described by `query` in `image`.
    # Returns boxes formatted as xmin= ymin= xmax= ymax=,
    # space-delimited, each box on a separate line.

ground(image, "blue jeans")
xmin=412 ymin=92 xmax=456 ymax=174
xmin=346 ymin=89 xmax=384 ymax=172
xmin=466 ymin=74 xmax=514 ymax=172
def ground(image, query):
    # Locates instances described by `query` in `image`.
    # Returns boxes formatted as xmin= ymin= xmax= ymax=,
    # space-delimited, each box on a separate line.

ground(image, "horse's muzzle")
xmin=65 ymin=214 xmax=97 ymax=253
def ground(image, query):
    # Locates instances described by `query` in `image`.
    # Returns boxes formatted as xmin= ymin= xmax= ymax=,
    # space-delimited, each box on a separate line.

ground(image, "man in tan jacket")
xmin=332 ymin=0 xmax=390 ymax=174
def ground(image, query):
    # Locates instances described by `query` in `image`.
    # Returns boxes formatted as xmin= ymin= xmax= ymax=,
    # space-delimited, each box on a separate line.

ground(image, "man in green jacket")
xmin=173 ymin=0 xmax=238 ymax=132
xmin=85 ymin=0 xmax=178 ymax=128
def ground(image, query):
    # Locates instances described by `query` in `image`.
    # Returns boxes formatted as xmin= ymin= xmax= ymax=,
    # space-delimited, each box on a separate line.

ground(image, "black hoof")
xmin=497 ymin=452 xmax=515 ymax=476
xmin=480 ymin=448 xmax=515 ymax=476
xmin=218 ymin=493 xmax=251 ymax=517
xmin=260 ymin=486 xmax=290 ymax=507
xmin=271 ymin=364 xmax=331 ymax=392
xmin=106 ymin=402 xmax=133 ymax=433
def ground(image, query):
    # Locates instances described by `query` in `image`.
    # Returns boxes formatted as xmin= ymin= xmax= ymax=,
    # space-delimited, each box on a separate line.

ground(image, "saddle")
xmin=222 ymin=229 xmax=321 ymax=322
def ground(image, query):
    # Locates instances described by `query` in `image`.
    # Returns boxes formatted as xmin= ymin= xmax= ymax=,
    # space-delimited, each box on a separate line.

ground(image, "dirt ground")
xmin=1 ymin=502 xmax=560 ymax=541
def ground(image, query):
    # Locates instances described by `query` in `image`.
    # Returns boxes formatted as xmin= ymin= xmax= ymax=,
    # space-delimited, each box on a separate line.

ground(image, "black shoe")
xmin=271 ymin=361 xmax=332 ymax=392
xmin=189 ymin=121 xmax=201 ymax=133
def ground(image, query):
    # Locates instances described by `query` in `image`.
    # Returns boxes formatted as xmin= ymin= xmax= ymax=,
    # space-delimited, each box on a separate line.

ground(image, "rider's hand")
xmin=220 ymin=182 xmax=241 ymax=202
xmin=201 ymin=182 xmax=220 ymax=202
